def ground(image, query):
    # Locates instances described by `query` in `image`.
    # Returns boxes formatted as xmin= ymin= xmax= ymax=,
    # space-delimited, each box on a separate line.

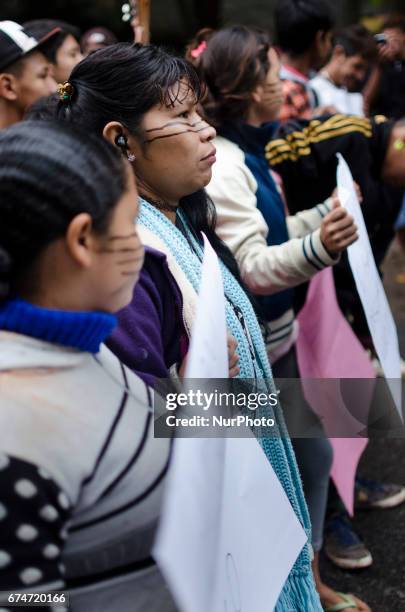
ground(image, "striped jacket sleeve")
xmin=207 ymin=138 xmax=338 ymax=296
xmin=286 ymin=198 xmax=332 ymax=238
xmin=265 ymin=114 xmax=375 ymax=167
xmin=264 ymin=114 xmax=393 ymax=222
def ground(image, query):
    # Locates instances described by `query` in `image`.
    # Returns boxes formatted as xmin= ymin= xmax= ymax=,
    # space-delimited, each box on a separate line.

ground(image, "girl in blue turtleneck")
xmin=194 ymin=25 xmax=369 ymax=612
xmin=0 ymin=121 xmax=175 ymax=612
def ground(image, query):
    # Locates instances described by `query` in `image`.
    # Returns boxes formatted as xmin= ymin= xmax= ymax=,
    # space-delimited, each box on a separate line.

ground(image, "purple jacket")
xmin=107 ymin=247 xmax=189 ymax=387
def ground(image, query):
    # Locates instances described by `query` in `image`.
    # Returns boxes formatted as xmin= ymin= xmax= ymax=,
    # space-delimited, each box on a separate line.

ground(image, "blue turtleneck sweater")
xmin=0 ymin=298 xmax=117 ymax=353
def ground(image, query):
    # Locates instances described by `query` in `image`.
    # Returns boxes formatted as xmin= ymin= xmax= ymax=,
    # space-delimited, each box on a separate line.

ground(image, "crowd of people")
xmin=0 ymin=1 xmax=404 ymax=610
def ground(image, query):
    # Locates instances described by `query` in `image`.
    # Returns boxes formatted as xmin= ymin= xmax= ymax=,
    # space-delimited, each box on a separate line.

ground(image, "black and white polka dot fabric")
xmin=0 ymin=453 xmax=70 ymax=610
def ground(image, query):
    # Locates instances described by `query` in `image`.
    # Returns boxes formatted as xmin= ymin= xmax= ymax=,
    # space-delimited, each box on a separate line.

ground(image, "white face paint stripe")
xmin=0 ymin=21 xmax=38 ymax=53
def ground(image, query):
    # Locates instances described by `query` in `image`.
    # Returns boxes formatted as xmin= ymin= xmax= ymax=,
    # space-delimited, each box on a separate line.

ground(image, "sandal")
xmin=323 ymin=592 xmax=358 ymax=611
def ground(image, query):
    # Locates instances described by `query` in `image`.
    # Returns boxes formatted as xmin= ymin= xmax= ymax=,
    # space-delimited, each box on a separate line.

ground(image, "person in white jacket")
xmin=193 ymin=25 xmax=371 ymax=612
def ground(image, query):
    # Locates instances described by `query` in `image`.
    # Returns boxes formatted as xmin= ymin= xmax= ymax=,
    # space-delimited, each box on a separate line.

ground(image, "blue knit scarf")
xmin=139 ymin=199 xmax=322 ymax=611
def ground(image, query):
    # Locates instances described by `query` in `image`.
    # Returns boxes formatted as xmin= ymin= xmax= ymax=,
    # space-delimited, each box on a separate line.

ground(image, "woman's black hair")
xmin=0 ymin=120 xmax=128 ymax=301
xmin=55 ymin=43 xmax=202 ymax=135
xmin=53 ymin=42 xmax=242 ymax=281
xmin=23 ymin=20 xmax=81 ymax=63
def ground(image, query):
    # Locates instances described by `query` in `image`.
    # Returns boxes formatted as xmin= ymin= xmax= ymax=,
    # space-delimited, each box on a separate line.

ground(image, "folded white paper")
xmin=337 ymin=153 xmax=402 ymax=419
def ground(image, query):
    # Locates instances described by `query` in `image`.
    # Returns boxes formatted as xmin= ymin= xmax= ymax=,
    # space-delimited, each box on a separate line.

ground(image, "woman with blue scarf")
xmin=54 ymin=43 xmax=322 ymax=610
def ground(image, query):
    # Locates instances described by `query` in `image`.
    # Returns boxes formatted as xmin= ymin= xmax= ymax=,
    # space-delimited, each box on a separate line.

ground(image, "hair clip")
xmin=394 ymin=139 xmax=405 ymax=151
xmin=57 ymin=82 xmax=75 ymax=102
xmin=191 ymin=41 xmax=207 ymax=59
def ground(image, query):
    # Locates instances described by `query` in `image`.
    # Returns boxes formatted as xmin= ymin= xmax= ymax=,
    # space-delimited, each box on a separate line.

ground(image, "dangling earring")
xmin=127 ymin=152 xmax=136 ymax=162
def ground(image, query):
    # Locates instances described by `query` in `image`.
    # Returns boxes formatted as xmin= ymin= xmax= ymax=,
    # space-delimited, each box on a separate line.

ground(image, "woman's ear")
xmin=251 ymin=84 xmax=264 ymax=105
xmin=103 ymin=121 xmax=141 ymax=160
xmin=66 ymin=213 xmax=94 ymax=268
xmin=103 ymin=121 xmax=127 ymax=148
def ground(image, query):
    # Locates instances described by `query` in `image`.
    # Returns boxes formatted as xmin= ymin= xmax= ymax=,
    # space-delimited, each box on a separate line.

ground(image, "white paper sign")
xmin=185 ymin=233 xmax=228 ymax=379
xmin=212 ymin=436 xmax=308 ymax=612
xmin=337 ymin=153 xmax=402 ymax=418
xmin=154 ymin=435 xmax=308 ymax=612
xmin=154 ymin=237 xmax=308 ymax=612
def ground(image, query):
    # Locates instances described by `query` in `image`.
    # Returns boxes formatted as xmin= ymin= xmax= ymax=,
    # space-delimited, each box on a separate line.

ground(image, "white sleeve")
xmin=207 ymin=142 xmax=338 ymax=296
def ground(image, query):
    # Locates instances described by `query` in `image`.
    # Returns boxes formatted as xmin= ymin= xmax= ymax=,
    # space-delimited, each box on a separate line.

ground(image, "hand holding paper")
xmin=320 ymin=197 xmax=358 ymax=255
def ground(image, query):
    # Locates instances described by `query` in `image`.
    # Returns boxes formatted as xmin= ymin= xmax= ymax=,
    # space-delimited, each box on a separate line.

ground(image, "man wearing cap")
xmin=0 ymin=21 xmax=58 ymax=129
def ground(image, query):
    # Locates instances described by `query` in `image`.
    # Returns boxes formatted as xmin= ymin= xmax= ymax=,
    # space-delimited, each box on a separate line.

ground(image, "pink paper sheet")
xmin=296 ymin=268 xmax=375 ymax=515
